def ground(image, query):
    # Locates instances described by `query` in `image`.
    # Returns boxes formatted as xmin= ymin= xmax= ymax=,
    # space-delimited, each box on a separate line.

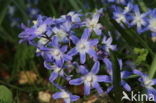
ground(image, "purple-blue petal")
xmin=106 ymin=86 xmax=113 ymax=93
xmin=64 ymin=55 xmax=72 ymax=61
xmin=80 ymin=53 xmax=86 ymax=64
xmin=69 ymin=78 xmax=83 ymax=85
xmin=84 ymin=82 xmax=91 ymax=95
xmin=60 ymin=46 xmax=68 ymax=52
xmin=52 ymin=92 xmax=62 ymax=99
xmin=88 ymin=48 xmax=97 ymax=58
xmin=152 ymin=79 xmax=156 ymax=85
xmin=97 ymin=75 xmax=112 ymax=83
xmin=93 ymin=82 xmax=104 ymax=94
xmin=91 ymin=61 xmax=100 ymax=74
xmin=79 ymin=65 xmax=89 ymax=75
xmin=132 ymin=69 xmax=145 ymax=76
xmin=70 ymin=95 xmax=80 ymax=101
xmin=49 ymin=72 xmax=58 ymax=82
xmin=121 ymin=80 xmax=131 ymax=91
xmin=81 ymin=29 xmax=91 ymax=40
xmin=69 ymin=35 xmax=79 ymax=44
xmin=89 ymin=39 xmax=99 ymax=46
xmin=67 ymin=48 xmax=78 ymax=56
xmin=121 ymin=71 xmax=132 ymax=79
xmin=103 ymin=58 xmax=113 ymax=74
xmin=93 ymin=28 xmax=102 ymax=35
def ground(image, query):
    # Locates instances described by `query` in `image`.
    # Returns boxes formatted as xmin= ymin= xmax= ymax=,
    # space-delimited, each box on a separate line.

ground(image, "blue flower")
xmin=85 ymin=12 xmax=103 ymax=35
xmin=130 ymin=5 xmax=149 ymax=33
xmin=147 ymin=9 xmax=156 ymax=36
xmin=53 ymin=90 xmax=80 ymax=103
xmin=102 ymin=36 xmax=117 ymax=53
xmin=69 ymin=61 xmax=111 ymax=95
xmin=42 ymin=37 xmax=72 ymax=66
xmin=68 ymin=29 xmax=98 ymax=64
xmin=52 ymin=27 xmax=69 ymax=42
xmin=133 ymin=69 xmax=156 ymax=100
xmin=113 ymin=6 xmax=129 ymax=26
xmin=18 ymin=16 xmax=53 ymax=43
xmin=62 ymin=11 xmax=82 ymax=23
xmin=123 ymin=2 xmax=133 ymax=14
xmin=44 ymin=61 xmax=65 ymax=82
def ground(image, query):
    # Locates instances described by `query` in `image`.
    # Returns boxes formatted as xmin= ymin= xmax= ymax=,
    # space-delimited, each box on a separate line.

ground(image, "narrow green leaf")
xmin=0 ymin=0 xmax=11 ymax=25
xmin=0 ymin=85 xmax=13 ymax=103
xmin=67 ymin=0 xmax=80 ymax=10
xmin=110 ymin=51 xmax=122 ymax=103
xmin=149 ymin=54 xmax=156 ymax=78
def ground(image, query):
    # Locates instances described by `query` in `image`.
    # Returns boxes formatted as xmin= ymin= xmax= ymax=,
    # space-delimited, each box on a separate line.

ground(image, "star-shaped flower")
xmin=68 ymin=29 xmax=98 ymax=64
xmin=130 ymin=5 xmax=149 ymax=33
xmin=69 ymin=61 xmax=111 ymax=95
xmin=85 ymin=13 xmax=103 ymax=35
xmin=53 ymin=89 xmax=79 ymax=103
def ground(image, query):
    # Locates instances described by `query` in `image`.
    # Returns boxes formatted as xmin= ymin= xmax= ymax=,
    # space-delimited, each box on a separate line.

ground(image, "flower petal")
xmin=52 ymin=92 xmax=62 ymax=99
xmin=69 ymin=78 xmax=83 ymax=85
xmin=106 ymin=86 xmax=113 ymax=93
xmin=61 ymin=46 xmax=68 ymax=52
xmin=64 ymin=55 xmax=72 ymax=61
xmin=88 ymin=49 xmax=97 ymax=58
xmin=97 ymin=75 xmax=112 ymax=83
xmin=93 ymin=28 xmax=102 ymax=35
xmin=70 ymin=95 xmax=80 ymax=101
xmin=121 ymin=80 xmax=131 ymax=91
xmin=70 ymin=35 xmax=79 ymax=44
xmin=132 ymin=69 xmax=144 ymax=76
xmin=68 ymin=48 xmax=78 ymax=56
xmin=152 ymin=79 xmax=156 ymax=85
xmin=103 ymin=58 xmax=113 ymax=74
xmin=64 ymin=98 xmax=71 ymax=103
xmin=79 ymin=65 xmax=89 ymax=75
xmin=91 ymin=61 xmax=100 ymax=74
xmin=84 ymin=82 xmax=91 ymax=95
xmin=49 ymin=72 xmax=58 ymax=82
xmin=93 ymin=82 xmax=104 ymax=94
xmin=89 ymin=39 xmax=99 ymax=46
xmin=81 ymin=29 xmax=91 ymax=40
xmin=121 ymin=71 xmax=132 ymax=79
xmin=80 ymin=53 xmax=86 ymax=64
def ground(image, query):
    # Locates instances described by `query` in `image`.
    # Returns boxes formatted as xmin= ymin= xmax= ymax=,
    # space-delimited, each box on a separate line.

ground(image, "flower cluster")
xmin=19 ymin=6 xmax=156 ymax=103
xmin=111 ymin=0 xmax=156 ymax=40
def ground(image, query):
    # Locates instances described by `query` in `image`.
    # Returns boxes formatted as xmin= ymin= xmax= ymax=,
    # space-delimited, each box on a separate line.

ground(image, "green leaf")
xmin=133 ymin=48 xmax=149 ymax=64
xmin=0 ymin=85 xmax=13 ymax=103
xmin=0 ymin=0 xmax=11 ymax=25
xmin=67 ymin=0 xmax=80 ymax=10
xmin=110 ymin=51 xmax=122 ymax=103
xmin=149 ymin=54 xmax=156 ymax=78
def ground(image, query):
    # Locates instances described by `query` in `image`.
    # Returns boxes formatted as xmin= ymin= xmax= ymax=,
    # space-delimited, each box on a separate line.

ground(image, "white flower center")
xmin=149 ymin=18 xmax=156 ymax=32
xmin=51 ymin=48 xmax=63 ymax=60
xmin=88 ymin=20 xmax=97 ymax=29
xmin=61 ymin=92 xmax=70 ymax=99
xmin=35 ymin=24 xmax=47 ymax=35
xmin=84 ymin=73 xmax=96 ymax=83
xmin=133 ymin=15 xmax=145 ymax=27
xmin=144 ymin=77 xmax=153 ymax=88
xmin=38 ymin=38 xmax=48 ymax=45
xmin=55 ymin=30 xmax=68 ymax=40
xmin=54 ymin=67 xmax=62 ymax=73
xmin=116 ymin=14 xmax=126 ymax=23
xmin=76 ymin=40 xmax=90 ymax=54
